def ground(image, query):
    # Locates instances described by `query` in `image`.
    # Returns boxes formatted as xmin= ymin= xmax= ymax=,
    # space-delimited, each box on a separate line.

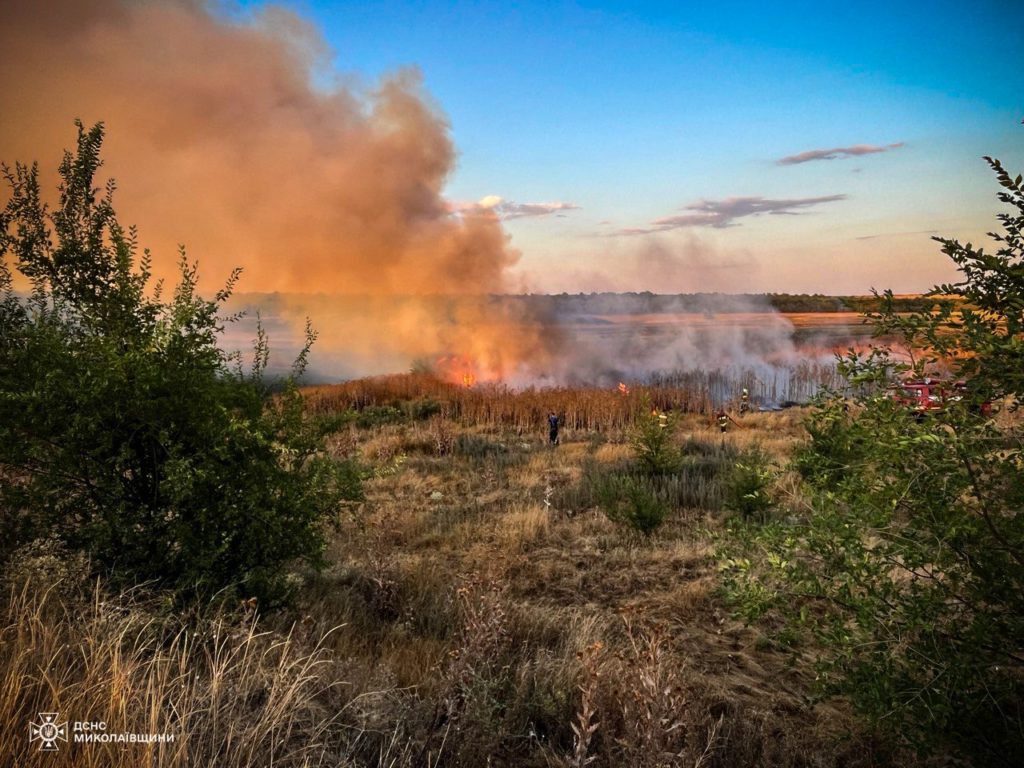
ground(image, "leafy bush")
xmin=721 ymin=155 xmax=1024 ymax=760
xmin=628 ymin=396 xmax=681 ymax=475
xmin=354 ymin=404 xmax=405 ymax=428
xmin=0 ymin=122 xmax=361 ymax=604
xmin=722 ymin=450 xmax=777 ymax=522
xmin=793 ymin=401 xmax=868 ymax=483
xmin=593 ymin=473 xmax=669 ymax=536
xmin=406 ymin=397 xmax=442 ymax=420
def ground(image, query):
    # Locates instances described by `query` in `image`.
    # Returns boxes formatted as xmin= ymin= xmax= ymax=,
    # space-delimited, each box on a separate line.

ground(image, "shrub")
xmin=406 ymin=396 xmax=442 ymax=420
xmin=722 ymin=154 xmax=1024 ymax=760
xmin=0 ymin=122 xmax=361 ymax=604
xmin=593 ymin=473 xmax=669 ymax=536
xmin=722 ymin=450 xmax=777 ymax=521
xmin=354 ymin=404 xmax=405 ymax=428
xmin=628 ymin=396 xmax=681 ymax=475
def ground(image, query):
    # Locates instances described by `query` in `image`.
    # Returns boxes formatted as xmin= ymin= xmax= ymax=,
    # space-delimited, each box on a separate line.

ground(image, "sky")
xmin=2 ymin=0 xmax=1023 ymax=297
xmin=267 ymin=0 xmax=1024 ymax=294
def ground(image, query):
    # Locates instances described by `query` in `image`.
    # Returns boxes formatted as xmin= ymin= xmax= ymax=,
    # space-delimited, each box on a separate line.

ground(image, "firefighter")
xmin=658 ymin=411 xmax=668 ymax=430
xmin=716 ymin=410 xmax=729 ymax=433
xmin=739 ymin=388 xmax=750 ymax=415
xmin=547 ymin=412 xmax=560 ymax=446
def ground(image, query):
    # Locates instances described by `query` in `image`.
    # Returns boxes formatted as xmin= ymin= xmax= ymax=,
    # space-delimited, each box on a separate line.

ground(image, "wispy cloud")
xmin=777 ymin=142 xmax=904 ymax=165
xmin=855 ymin=228 xmax=937 ymax=241
xmin=622 ymin=194 xmax=846 ymax=234
xmin=456 ymin=195 xmax=580 ymax=219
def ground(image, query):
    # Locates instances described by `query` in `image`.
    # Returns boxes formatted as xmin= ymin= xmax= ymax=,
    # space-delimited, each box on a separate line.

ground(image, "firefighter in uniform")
xmin=739 ymin=388 xmax=750 ymax=415
xmin=716 ymin=410 xmax=729 ymax=433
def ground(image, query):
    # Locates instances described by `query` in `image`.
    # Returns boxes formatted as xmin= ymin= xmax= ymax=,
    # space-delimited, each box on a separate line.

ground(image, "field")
xmin=3 ymin=375 xmax=912 ymax=768
xmin=2 ymin=297 xmax=941 ymax=768
xmin=221 ymin=297 xmax=881 ymax=388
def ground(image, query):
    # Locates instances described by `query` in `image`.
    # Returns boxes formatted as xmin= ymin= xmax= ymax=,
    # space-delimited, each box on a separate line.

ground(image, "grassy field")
xmin=3 ymin=375 xmax=919 ymax=767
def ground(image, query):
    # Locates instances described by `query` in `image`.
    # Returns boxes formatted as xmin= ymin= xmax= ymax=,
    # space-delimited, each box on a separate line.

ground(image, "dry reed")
xmin=1 ymin=572 xmax=350 ymax=768
xmin=305 ymin=363 xmax=842 ymax=432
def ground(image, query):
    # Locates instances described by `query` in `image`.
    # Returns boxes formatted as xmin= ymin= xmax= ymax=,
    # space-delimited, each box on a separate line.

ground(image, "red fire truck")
xmin=886 ymin=379 xmax=991 ymax=416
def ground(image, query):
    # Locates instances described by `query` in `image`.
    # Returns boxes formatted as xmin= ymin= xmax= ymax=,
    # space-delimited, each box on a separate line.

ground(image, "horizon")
xmin=229 ymin=289 xmax=935 ymax=299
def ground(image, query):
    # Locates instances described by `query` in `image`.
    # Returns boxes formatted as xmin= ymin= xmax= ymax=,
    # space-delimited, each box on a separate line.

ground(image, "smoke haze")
xmin=1 ymin=0 xmax=518 ymax=295
xmin=0 ymin=0 xmax=564 ymax=378
xmin=1 ymin=0 xmax=832 ymax=388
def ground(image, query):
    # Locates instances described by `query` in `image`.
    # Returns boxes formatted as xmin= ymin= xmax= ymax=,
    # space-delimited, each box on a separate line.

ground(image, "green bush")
xmin=721 ymin=155 xmax=1024 ymax=760
xmin=0 ymin=122 xmax=361 ymax=605
xmin=722 ymin=450 xmax=777 ymax=522
xmin=593 ymin=473 xmax=669 ymax=536
xmin=628 ymin=396 xmax=681 ymax=475
xmin=793 ymin=401 xmax=868 ymax=484
xmin=406 ymin=397 xmax=442 ymax=420
xmin=354 ymin=404 xmax=405 ymax=428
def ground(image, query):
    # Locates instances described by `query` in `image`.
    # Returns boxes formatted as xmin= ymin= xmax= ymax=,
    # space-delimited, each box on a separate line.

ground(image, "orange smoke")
xmin=0 ymin=0 xmax=555 ymax=380
xmin=0 ymin=0 xmax=516 ymax=296
xmin=267 ymin=294 xmax=560 ymax=383
xmin=435 ymin=355 xmax=479 ymax=388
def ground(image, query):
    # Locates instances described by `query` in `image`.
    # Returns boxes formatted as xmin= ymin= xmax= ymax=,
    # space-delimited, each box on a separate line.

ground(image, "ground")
xmin=291 ymin=404 xmax=889 ymax=766
xmin=1 ymin=393 xmax=914 ymax=767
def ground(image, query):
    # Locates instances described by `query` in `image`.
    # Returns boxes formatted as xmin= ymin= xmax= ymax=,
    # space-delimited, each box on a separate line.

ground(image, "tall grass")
xmin=552 ymin=440 xmax=738 ymax=517
xmin=1 ymin=572 xmax=349 ymax=768
xmin=305 ymin=363 xmax=842 ymax=432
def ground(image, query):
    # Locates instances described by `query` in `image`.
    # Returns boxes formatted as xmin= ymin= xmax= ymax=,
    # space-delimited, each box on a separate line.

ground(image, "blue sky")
xmin=227 ymin=0 xmax=1023 ymax=293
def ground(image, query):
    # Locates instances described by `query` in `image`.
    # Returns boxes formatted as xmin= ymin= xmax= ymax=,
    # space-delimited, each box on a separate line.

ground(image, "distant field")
xmin=221 ymin=295 xmax=885 ymax=384
xmin=571 ymin=311 xmax=873 ymax=350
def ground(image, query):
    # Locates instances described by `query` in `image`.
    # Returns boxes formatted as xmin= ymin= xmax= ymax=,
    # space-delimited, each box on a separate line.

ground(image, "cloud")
xmin=458 ymin=196 xmax=580 ymax=219
xmin=622 ymin=194 xmax=846 ymax=234
xmin=501 ymin=201 xmax=580 ymax=219
xmin=855 ymin=229 xmax=938 ymax=241
xmin=777 ymin=142 xmax=904 ymax=165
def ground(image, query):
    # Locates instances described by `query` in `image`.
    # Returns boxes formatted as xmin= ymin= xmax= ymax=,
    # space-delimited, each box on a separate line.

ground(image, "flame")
xmin=618 ymin=382 xmax=630 ymax=396
xmin=435 ymin=355 xmax=481 ymax=388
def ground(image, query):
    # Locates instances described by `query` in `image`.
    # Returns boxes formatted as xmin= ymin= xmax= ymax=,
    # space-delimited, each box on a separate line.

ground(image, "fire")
xmin=435 ymin=355 xmax=481 ymax=388
xmin=618 ymin=382 xmax=630 ymax=396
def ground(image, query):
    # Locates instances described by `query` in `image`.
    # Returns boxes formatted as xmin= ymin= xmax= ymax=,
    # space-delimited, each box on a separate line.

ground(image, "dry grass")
xmin=3 ymin=387 xmax=912 ymax=767
xmin=1 ymin=567 xmax=350 ymax=767
xmin=306 ymin=366 xmax=841 ymax=430
xmin=496 ymin=503 xmax=551 ymax=552
xmin=303 ymin=408 xmax=894 ymax=766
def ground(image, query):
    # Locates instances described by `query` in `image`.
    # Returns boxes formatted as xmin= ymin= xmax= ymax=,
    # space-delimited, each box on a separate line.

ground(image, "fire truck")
xmin=886 ymin=378 xmax=991 ymax=416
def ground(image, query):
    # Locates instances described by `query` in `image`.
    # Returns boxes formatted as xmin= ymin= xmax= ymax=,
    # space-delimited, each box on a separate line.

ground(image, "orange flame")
xmin=618 ymin=382 xmax=630 ymax=396
xmin=435 ymin=355 xmax=481 ymax=388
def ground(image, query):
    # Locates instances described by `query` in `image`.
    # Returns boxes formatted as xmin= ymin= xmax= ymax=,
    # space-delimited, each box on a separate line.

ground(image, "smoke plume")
xmin=1 ymin=0 xmax=832 ymax=390
xmin=0 ymin=0 xmax=559 ymax=380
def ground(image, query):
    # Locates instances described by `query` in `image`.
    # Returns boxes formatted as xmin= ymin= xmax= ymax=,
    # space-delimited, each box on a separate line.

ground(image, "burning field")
xmin=1 ymin=0 xmax=887 ymax=413
xmin=224 ymin=293 xmax=871 ymax=411
xmin=7 ymin=0 xmax=1019 ymax=764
